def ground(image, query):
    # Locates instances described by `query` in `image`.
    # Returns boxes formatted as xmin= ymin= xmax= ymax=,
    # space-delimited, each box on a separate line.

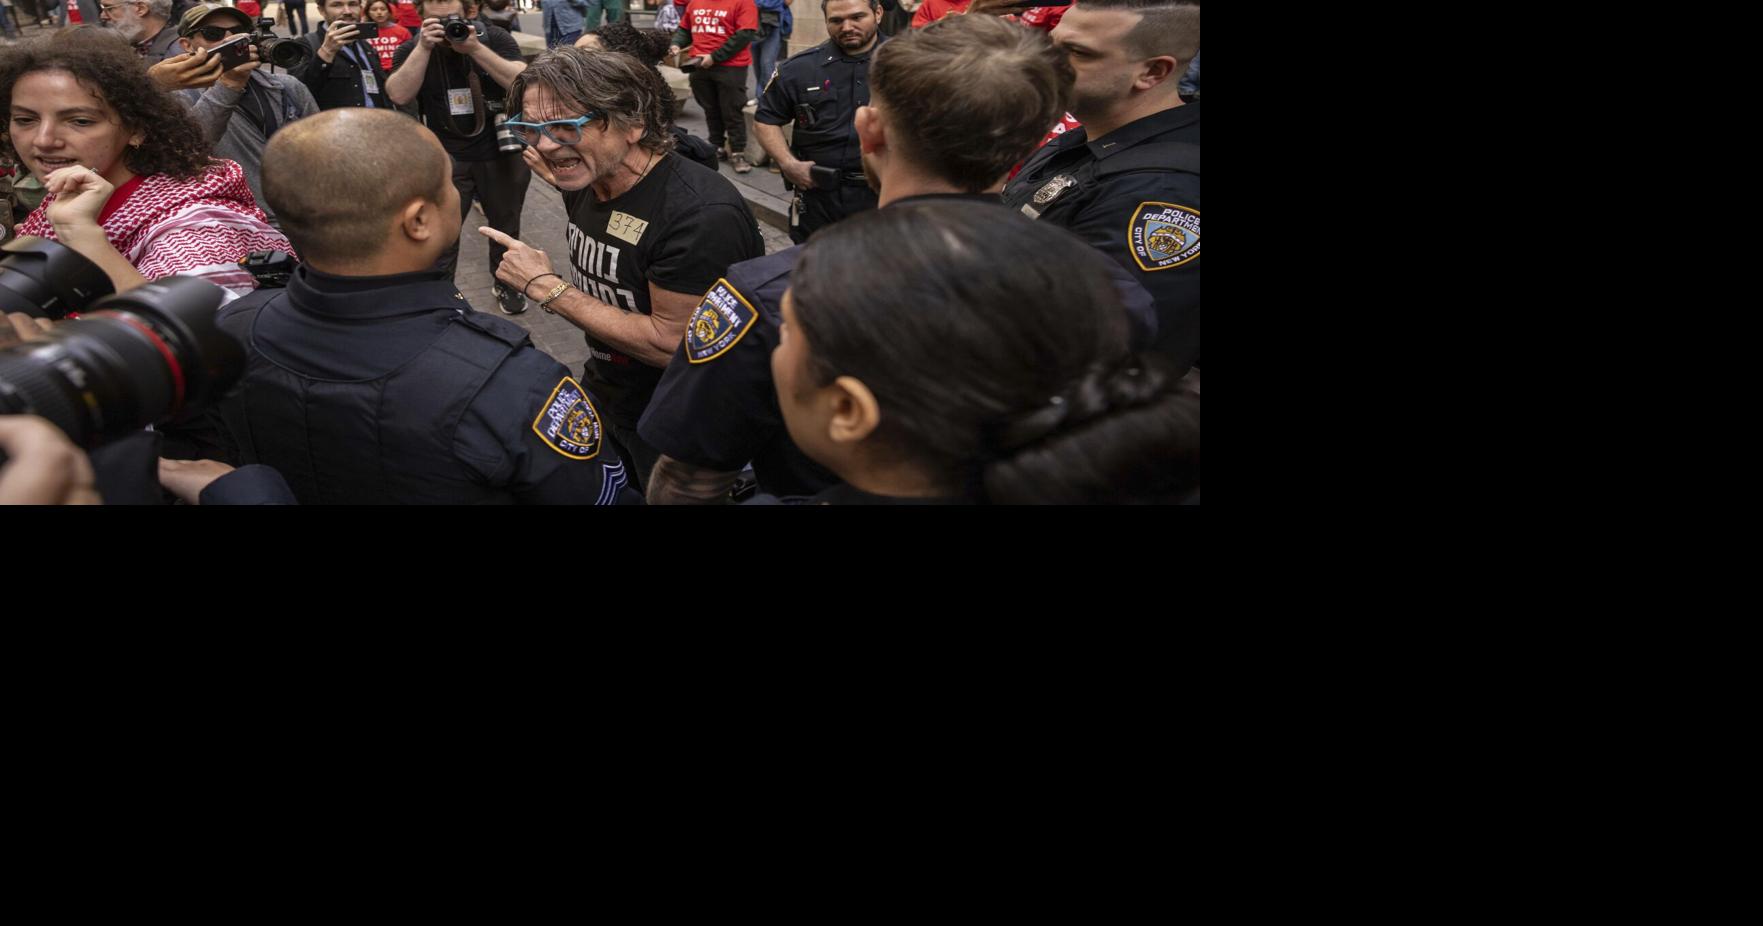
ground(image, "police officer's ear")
xmin=825 ymin=375 xmax=881 ymax=446
xmin=855 ymin=104 xmax=886 ymax=155
xmin=399 ymin=196 xmax=439 ymax=243
xmin=1135 ymin=55 xmax=1180 ymax=91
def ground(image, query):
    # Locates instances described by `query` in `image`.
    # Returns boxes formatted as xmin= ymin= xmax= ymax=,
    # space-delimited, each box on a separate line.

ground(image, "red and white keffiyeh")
xmin=19 ymin=158 xmax=294 ymax=299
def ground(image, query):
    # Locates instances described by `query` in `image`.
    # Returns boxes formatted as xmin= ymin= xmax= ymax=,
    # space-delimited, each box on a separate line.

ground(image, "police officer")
xmin=638 ymin=13 xmax=1155 ymax=503
xmin=1003 ymin=0 xmax=1200 ymax=373
xmin=753 ymin=0 xmax=883 ymax=244
xmin=213 ymin=109 xmax=638 ymax=504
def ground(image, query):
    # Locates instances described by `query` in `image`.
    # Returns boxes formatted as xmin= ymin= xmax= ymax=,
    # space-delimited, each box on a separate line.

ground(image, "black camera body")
xmin=442 ymin=14 xmax=484 ymax=42
xmin=354 ymin=20 xmax=380 ymax=40
xmin=0 ymin=238 xmax=244 ymax=449
xmin=253 ymin=16 xmax=314 ymax=69
xmin=240 ymin=250 xmax=297 ymax=289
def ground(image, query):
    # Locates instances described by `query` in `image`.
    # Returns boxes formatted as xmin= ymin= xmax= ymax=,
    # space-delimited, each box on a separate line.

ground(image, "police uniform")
xmin=755 ymin=35 xmax=884 ymax=244
xmin=214 ymin=266 xmax=639 ymax=505
xmin=1004 ymin=102 xmax=1201 ymax=372
xmin=637 ymin=195 xmax=1160 ymax=500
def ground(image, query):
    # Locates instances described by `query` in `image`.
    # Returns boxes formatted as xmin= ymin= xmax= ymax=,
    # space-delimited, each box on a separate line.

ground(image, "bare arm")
xmin=541 ymin=281 xmax=698 ymax=368
xmin=385 ymin=41 xmax=430 ymax=104
xmin=479 ymin=226 xmax=698 ymax=368
xmin=467 ymin=39 xmax=528 ymax=90
xmin=646 ymin=455 xmax=741 ymax=505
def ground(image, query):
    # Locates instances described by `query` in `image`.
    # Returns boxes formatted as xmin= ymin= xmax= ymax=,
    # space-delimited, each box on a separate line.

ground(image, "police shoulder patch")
xmin=1128 ymin=201 xmax=1201 ymax=272
xmin=685 ymin=278 xmax=760 ymax=364
xmin=531 ymin=376 xmax=604 ymax=460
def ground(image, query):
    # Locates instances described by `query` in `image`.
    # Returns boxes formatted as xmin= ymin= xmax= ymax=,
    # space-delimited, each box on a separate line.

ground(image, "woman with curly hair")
xmin=1 ymin=27 xmax=291 ymax=298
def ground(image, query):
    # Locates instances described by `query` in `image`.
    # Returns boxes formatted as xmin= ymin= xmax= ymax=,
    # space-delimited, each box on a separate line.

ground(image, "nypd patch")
xmin=532 ymin=377 xmax=604 ymax=460
xmin=685 ymin=278 xmax=759 ymax=364
xmin=1128 ymin=202 xmax=1200 ymax=272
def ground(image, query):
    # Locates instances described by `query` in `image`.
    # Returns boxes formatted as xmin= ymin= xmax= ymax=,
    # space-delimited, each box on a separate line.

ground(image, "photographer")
xmin=210 ymin=108 xmax=637 ymax=505
xmin=387 ymin=0 xmax=529 ymax=312
xmin=294 ymin=0 xmax=393 ymax=110
xmin=176 ymin=3 xmax=320 ymax=229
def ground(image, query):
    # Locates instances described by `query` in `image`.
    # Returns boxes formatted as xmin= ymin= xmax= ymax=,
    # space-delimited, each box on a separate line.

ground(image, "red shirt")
xmin=235 ymin=1 xmax=262 ymax=17
xmin=911 ymin=0 xmax=970 ymax=28
xmin=684 ymin=0 xmax=758 ymax=69
xmin=365 ymin=24 xmax=412 ymax=72
xmin=391 ymin=1 xmax=422 ymax=29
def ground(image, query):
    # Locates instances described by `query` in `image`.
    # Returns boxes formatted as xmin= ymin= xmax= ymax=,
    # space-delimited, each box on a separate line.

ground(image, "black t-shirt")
xmin=560 ymin=152 xmax=765 ymax=427
xmin=391 ymin=25 xmax=522 ymax=161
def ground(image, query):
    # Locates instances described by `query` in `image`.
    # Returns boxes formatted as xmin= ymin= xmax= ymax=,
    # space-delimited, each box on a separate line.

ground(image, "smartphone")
xmin=810 ymin=165 xmax=840 ymax=191
xmin=354 ymin=21 xmax=379 ymax=40
xmin=211 ymin=33 xmax=253 ymax=70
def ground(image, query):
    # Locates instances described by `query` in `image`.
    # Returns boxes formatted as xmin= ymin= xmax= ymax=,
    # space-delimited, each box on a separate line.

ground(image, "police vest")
xmin=219 ymin=295 xmax=529 ymax=505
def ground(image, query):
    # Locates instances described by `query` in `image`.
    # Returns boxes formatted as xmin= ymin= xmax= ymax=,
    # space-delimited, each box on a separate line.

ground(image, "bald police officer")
xmin=213 ymin=109 xmax=638 ymax=504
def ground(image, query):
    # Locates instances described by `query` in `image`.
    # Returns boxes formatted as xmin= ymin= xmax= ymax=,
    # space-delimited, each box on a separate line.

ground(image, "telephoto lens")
xmin=0 ymin=236 xmax=115 ymax=320
xmin=0 ymin=276 xmax=245 ymax=448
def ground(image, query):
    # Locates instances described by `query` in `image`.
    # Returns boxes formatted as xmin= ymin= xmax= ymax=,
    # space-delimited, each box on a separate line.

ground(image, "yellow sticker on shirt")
xmin=606 ymin=211 xmax=649 ymax=246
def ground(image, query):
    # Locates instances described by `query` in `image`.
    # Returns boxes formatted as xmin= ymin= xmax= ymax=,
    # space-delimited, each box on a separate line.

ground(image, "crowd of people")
xmin=0 ymin=0 xmax=1199 ymax=505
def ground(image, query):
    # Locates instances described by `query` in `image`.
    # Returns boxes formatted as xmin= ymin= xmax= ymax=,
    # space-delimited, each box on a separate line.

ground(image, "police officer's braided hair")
xmin=985 ymin=357 xmax=1200 ymax=505
xmin=507 ymin=47 xmax=676 ymax=156
xmin=868 ymin=12 xmax=1072 ymax=192
xmin=790 ymin=203 xmax=1200 ymax=504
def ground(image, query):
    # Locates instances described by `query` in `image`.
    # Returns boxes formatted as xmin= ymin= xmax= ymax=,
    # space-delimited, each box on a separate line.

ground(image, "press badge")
xmin=447 ymin=88 xmax=474 ymax=116
xmin=361 ymin=69 xmax=380 ymax=94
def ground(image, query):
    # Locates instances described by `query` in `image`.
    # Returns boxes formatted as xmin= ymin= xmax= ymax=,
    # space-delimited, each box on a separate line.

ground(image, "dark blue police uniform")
xmin=214 ymin=266 xmax=640 ymax=505
xmin=755 ymin=35 xmax=884 ymax=244
xmin=637 ymin=194 xmax=1160 ymax=500
xmin=1003 ymin=102 xmax=1200 ymax=372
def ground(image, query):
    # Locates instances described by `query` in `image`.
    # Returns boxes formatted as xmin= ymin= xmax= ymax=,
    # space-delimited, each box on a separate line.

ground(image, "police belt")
xmin=790 ymin=169 xmax=870 ymax=191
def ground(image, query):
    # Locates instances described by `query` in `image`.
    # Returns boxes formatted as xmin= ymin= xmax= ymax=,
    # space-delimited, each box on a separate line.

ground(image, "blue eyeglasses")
xmin=502 ymin=112 xmax=606 ymax=146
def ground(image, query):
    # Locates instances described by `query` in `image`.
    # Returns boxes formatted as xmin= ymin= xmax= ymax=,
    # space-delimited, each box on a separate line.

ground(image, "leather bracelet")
xmin=523 ymin=272 xmax=562 ymax=301
xmin=539 ymin=281 xmax=570 ymax=314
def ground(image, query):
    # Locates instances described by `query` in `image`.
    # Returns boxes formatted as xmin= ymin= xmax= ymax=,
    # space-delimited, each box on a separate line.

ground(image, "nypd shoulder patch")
xmin=685 ymin=278 xmax=760 ymax=364
xmin=531 ymin=377 xmax=604 ymax=460
xmin=1128 ymin=202 xmax=1200 ymax=272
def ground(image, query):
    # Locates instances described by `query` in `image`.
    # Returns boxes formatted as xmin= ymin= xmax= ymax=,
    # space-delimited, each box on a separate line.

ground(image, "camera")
xmin=354 ymin=20 xmax=380 ymax=41
xmin=0 ymin=235 xmax=114 ymax=320
xmin=0 ymin=238 xmax=244 ymax=448
xmin=441 ymin=14 xmax=483 ymax=42
xmin=240 ymin=249 xmax=297 ymax=289
xmin=487 ymin=99 xmax=523 ymax=154
xmin=253 ymin=16 xmax=314 ymax=69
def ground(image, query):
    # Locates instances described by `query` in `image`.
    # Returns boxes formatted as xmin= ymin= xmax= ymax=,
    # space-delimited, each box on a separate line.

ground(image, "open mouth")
xmin=545 ymin=155 xmax=584 ymax=175
xmin=35 ymin=156 xmax=81 ymax=171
